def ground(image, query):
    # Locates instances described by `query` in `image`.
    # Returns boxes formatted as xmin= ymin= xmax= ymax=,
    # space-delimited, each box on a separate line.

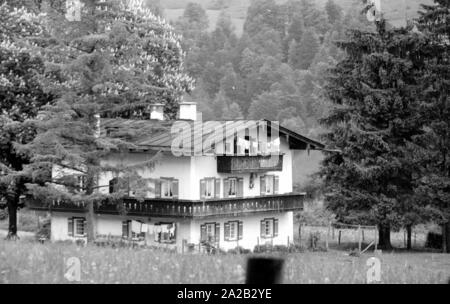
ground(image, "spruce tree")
xmin=415 ymin=0 xmax=450 ymax=252
xmin=319 ymin=18 xmax=427 ymax=249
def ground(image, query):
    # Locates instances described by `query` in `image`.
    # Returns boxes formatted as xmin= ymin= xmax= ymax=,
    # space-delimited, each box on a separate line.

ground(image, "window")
xmin=260 ymin=175 xmax=279 ymax=195
xmin=228 ymin=178 xmax=237 ymax=197
xmin=224 ymin=177 xmax=243 ymax=198
xmin=200 ymin=178 xmax=220 ymax=199
xmin=157 ymin=178 xmax=179 ymax=198
xmin=260 ymin=218 xmax=279 ymax=239
xmin=75 ymin=175 xmax=86 ymax=192
xmin=68 ymin=217 xmax=86 ymax=237
xmin=200 ymin=222 xmax=220 ymax=243
xmin=122 ymin=220 xmax=146 ymax=239
xmin=225 ymin=221 xmax=243 ymax=241
xmin=153 ymin=223 xmax=176 ymax=244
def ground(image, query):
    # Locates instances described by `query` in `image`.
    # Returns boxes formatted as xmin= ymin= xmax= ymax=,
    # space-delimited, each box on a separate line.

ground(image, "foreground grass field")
xmin=0 ymin=238 xmax=449 ymax=284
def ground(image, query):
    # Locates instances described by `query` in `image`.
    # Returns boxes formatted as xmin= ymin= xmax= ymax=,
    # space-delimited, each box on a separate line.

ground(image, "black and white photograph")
xmin=0 ymin=0 xmax=449 ymax=288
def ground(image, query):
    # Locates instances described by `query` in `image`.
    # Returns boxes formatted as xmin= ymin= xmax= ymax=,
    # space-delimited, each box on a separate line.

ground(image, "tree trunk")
xmin=442 ymin=222 xmax=450 ymax=253
xmin=87 ymin=201 xmax=96 ymax=243
xmin=378 ymin=224 xmax=392 ymax=250
xmin=6 ymin=197 xmax=19 ymax=240
xmin=406 ymin=225 xmax=412 ymax=250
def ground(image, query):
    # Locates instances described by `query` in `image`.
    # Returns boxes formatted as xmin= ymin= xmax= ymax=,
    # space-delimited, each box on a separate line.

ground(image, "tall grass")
xmin=0 ymin=239 xmax=449 ymax=284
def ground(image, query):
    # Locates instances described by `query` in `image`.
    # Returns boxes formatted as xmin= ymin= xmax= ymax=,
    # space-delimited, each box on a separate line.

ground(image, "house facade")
xmin=28 ymin=102 xmax=324 ymax=252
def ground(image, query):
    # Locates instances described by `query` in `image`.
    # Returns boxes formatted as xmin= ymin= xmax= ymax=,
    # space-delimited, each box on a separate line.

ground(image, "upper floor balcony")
xmin=217 ymin=155 xmax=283 ymax=174
xmin=26 ymin=193 xmax=304 ymax=219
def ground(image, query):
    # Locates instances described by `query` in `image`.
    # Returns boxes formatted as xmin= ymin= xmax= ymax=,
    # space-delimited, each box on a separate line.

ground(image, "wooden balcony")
xmin=26 ymin=193 xmax=304 ymax=218
xmin=217 ymin=155 xmax=283 ymax=173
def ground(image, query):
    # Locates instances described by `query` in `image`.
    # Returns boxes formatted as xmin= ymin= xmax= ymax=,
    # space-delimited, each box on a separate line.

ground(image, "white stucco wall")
xmin=50 ymin=211 xmax=294 ymax=252
xmin=190 ymin=211 xmax=294 ymax=251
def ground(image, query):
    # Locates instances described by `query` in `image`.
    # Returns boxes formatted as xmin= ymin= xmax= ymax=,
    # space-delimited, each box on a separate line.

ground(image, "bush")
xmin=35 ymin=220 xmax=50 ymax=241
xmin=227 ymin=246 xmax=251 ymax=254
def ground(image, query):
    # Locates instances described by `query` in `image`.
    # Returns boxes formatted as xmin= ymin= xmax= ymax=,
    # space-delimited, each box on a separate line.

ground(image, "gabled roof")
xmin=101 ymin=118 xmax=325 ymax=152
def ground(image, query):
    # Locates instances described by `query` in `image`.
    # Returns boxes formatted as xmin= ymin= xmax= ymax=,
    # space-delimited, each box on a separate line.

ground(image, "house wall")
xmin=190 ymin=211 xmax=294 ymax=251
xmin=50 ymin=211 xmax=294 ymax=252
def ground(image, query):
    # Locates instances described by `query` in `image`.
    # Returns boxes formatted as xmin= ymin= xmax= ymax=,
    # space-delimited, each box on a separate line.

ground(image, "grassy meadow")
xmin=0 ymin=237 xmax=449 ymax=284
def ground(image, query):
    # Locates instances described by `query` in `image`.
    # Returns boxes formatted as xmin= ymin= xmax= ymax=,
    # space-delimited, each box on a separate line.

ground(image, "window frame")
xmin=228 ymin=177 xmax=237 ymax=197
xmin=260 ymin=218 xmax=278 ymax=239
xmin=71 ymin=217 xmax=86 ymax=238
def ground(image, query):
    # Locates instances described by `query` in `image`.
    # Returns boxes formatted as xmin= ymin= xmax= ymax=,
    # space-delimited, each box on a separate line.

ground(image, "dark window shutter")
xmin=122 ymin=221 xmax=129 ymax=238
xmin=223 ymin=178 xmax=229 ymax=198
xmin=238 ymin=221 xmax=243 ymax=240
xmin=215 ymin=223 xmax=220 ymax=243
xmin=260 ymin=220 xmax=265 ymax=238
xmin=68 ymin=218 xmax=73 ymax=236
xmin=224 ymin=222 xmax=230 ymax=241
xmin=109 ymin=178 xmax=118 ymax=194
xmin=214 ymin=178 xmax=221 ymax=198
xmin=274 ymin=175 xmax=279 ymax=194
xmin=200 ymin=179 xmax=206 ymax=199
xmin=237 ymin=178 xmax=244 ymax=197
xmin=260 ymin=175 xmax=266 ymax=195
xmin=155 ymin=180 xmax=161 ymax=198
xmin=200 ymin=224 xmax=207 ymax=242
xmin=172 ymin=179 xmax=179 ymax=198
xmin=83 ymin=218 xmax=87 ymax=236
xmin=274 ymin=219 xmax=279 ymax=237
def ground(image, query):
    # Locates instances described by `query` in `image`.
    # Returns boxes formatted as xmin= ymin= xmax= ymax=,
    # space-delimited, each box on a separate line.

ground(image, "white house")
xmin=29 ymin=102 xmax=324 ymax=252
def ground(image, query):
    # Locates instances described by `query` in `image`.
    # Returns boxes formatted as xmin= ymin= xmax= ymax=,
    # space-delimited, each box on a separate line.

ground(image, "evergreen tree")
xmin=0 ymin=2 xmax=51 ymax=239
xmin=17 ymin=0 xmax=192 ymax=242
xmin=325 ymin=0 xmax=343 ymax=25
xmin=288 ymin=28 xmax=319 ymax=70
xmin=319 ymin=19 xmax=427 ymax=249
xmin=415 ymin=0 xmax=450 ymax=252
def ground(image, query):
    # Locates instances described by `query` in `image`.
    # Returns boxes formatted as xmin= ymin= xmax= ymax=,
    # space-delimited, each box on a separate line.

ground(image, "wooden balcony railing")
xmin=217 ymin=155 xmax=283 ymax=173
xmin=26 ymin=193 xmax=304 ymax=218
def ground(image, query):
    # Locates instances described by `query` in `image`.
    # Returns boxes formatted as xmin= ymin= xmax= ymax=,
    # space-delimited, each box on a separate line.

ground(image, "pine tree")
xmin=325 ymin=0 xmax=342 ymax=25
xmin=17 ymin=0 xmax=192 ymax=242
xmin=0 ymin=2 xmax=51 ymax=239
xmin=288 ymin=28 xmax=319 ymax=70
xmin=415 ymin=0 xmax=450 ymax=252
xmin=319 ymin=18 xmax=427 ymax=249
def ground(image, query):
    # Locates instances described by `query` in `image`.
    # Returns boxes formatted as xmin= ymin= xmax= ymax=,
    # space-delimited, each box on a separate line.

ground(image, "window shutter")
xmin=155 ymin=180 xmax=161 ymax=198
xmin=68 ymin=218 xmax=74 ymax=237
xmin=200 ymin=179 xmax=206 ymax=199
xmin=237 ymin=178 xmax=244 ymax=198
xmin=122 ymin=221 xmax=129 ymax=238
xmin=274 ymin=175 xmax=279 ymax=194
xmin=238 ymin=221 xmax=243 ymax=240
xmin=172 ymin=179 xmax=179 ymax=198
xmin=260 ymin=220 xmax=265 ymax=238
xmin=215 ymin=223 xmax=220 ymax=243
xmin=274 ymin=219 xmax=279 ymax=237
xmin=200 ymin=224 xmax=206 ymax=242
xmin=214 ymin=178 xmax=221 ymax=198
xmin=224 ymin=222 xmax=230 ymax=241
xmin=260 ymin=175 xmax=266 ymax=195
xmin=223 ymin=178 xmax=229 ymax=198
xmin=83 ymin=219 xmax=87 ymax=236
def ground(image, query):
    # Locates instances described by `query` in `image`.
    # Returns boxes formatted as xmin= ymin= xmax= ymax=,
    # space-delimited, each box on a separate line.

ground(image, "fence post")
xmin=298 ymin=223 xmax=302 ymax=247
xmin=325 ymin=224 xmax=329 ymax=251
xmin=374 ymin=226 xmax=378 ymax=251
xmin=358 ymin=225 xmax=362 ymax=253
xmin=332 ymin=225 xmax=335 ymax=240
xmin=338 ymin=230 xmax=341 ymax=245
